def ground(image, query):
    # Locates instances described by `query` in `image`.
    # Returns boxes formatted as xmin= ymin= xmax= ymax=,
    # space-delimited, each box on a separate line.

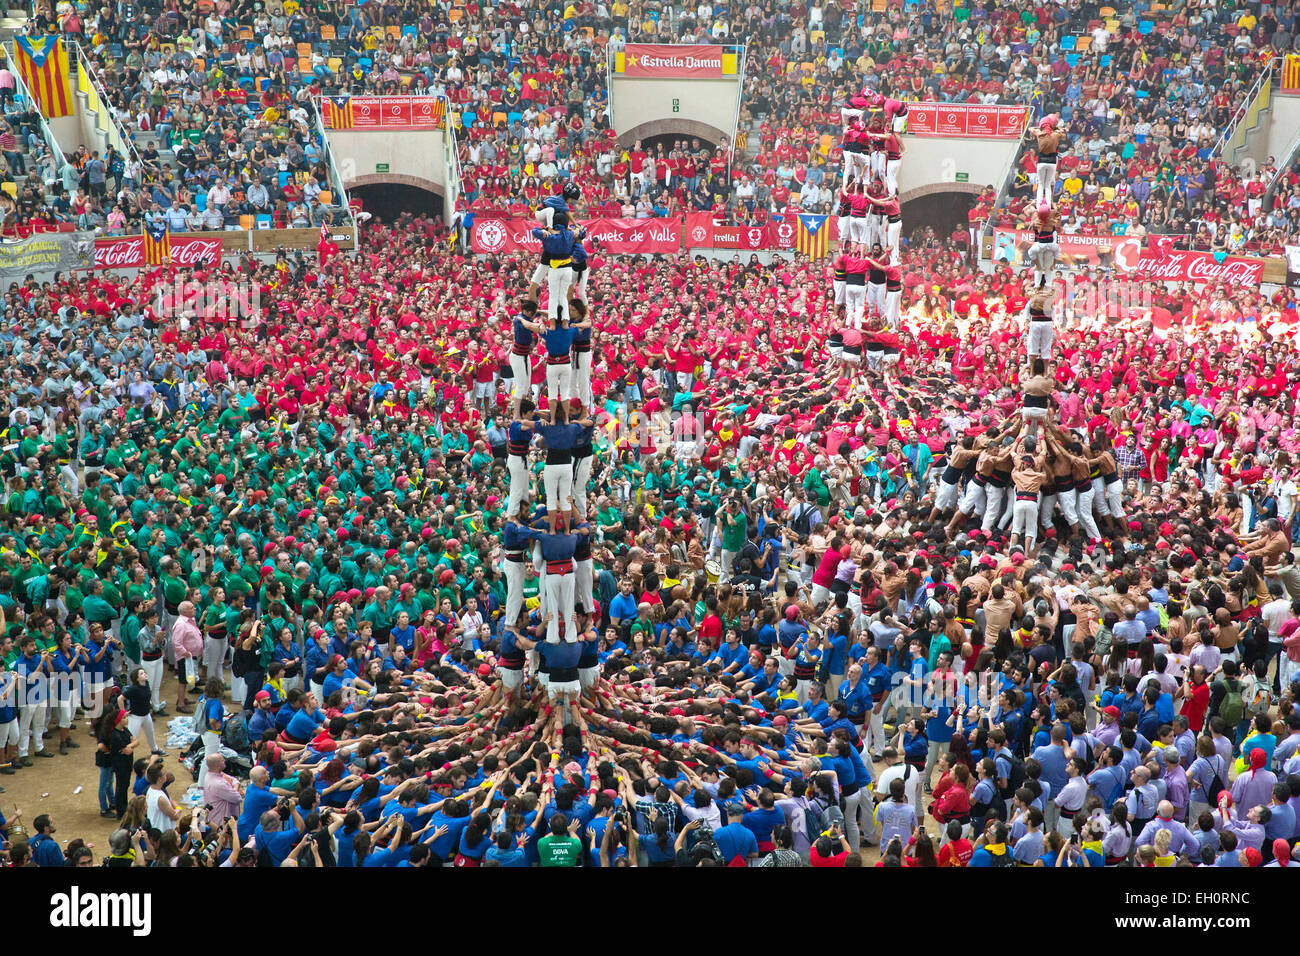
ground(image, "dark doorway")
xmin=349 ymin=183 xmax=444 ymax=222
xmin=900 ymin=191 xmax=976 ymax=246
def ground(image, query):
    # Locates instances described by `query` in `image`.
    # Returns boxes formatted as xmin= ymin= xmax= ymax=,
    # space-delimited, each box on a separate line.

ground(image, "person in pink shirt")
xmin=170 ymin=601 xmax=204 ymax=715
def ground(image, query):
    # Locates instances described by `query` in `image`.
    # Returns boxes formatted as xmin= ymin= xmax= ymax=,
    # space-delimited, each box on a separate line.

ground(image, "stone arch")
xmin=343 ymin=173 xmax=446 ymax=197
xmin=616 ymin=118 xmax=732 ymax=150
xmin=899 ymin=183 xmax=977 ymax=208
xmin=898 ymin=181 xmax=984 ymax=206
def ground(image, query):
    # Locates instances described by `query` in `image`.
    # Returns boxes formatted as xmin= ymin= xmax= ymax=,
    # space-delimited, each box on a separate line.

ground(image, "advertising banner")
xmin=993 ymin=229 xmax=1266 ymax=289
xmin=92 ymin=235 xmax=224 ymax=270
xmin=471 ymin=217 xmax=680 ymax=254
xmin=613 ymin=44 xmax=738 ymax=78
xmin=906 ymin=102 xmax=1029 ymax=138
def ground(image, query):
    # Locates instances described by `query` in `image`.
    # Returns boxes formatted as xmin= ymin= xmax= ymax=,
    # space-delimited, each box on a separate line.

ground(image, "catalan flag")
xmin=13 ymin=36 xmax=73 ymax=118
xmin=323 ymin=95 xmax=354 ymax=130
xmin=1284 ymin=54 xmax=1300 ymax=94
xmin=795 ymin=213 xmax=830 ymax=259
xmin=143 ymin=220 xmax=170 ymax=265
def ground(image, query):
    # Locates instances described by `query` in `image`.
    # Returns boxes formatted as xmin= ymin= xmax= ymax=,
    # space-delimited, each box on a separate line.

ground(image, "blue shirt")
xmin=837 ymin=677 xmax=871 ymax=719
xmin=238 ymin=782 xmax=278 ymax=842
xmin=1031 ymin=742 xmax=1070 ymax=797
xmin=711 ymin=821 xmax=759 ymax=863
xmin=824 ymin=632 xmax=848 ymax=676
xmin=741 ymin=806 xmax=785 ymax=845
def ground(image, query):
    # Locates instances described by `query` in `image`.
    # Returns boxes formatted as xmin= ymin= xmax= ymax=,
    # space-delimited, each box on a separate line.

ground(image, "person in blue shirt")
xmin=423 ymin=800 xmax=474 ymax=862
xmin=800 ymin=682 xmax=830 ymax=725
xmin=485 ymin=829 xmax=530 ymax=867
xmin=29 ymin=814 xmax=65 ymax=866
xmin=253 ymin=801 xmax=304 ymax=867
xmin=710 ymin=819 xmax=759 ymax=865
xmin=837 ymin=662 xmax=873 ymax=731
xmin=862 ymin=646 xmax=894 ymax=759
xmin=1031 ymin=724 xmax=1072 ymax=832
xmin=740 ymin=789 xmax=786 ymax=851
xmin=282 ymin=692 xmax=325 ymax=744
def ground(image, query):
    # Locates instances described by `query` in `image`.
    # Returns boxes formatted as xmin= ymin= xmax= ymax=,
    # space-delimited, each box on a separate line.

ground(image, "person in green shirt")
xmin=717 ymin=495 xmax=749 ymax=582
xmin=537 ymin=813 xmax=583 ymax=867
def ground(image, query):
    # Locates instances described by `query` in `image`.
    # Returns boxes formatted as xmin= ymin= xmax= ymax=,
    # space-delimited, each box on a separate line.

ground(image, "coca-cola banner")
xmin=613 ymin=44 xmax=739 ymax=79
xmin=907 ymin=103 xmax=1029 ymax=138
xmin=1117 ymin=239 xmax=1265 ymax=289
xmin=92 ymin=236 xmax=225 ymax=270
xmin=0 ymin=230 xmax=94 ymax=281
xmin=471 ymin=218 xmax=680 ymax=255
xmin=993 ymin=229 xmax=1266 ymax=289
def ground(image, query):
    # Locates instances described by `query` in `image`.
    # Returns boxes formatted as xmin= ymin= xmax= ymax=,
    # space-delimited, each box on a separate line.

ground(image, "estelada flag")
xmin=322 ymin=95 xmax=354 ymax=129
xmin=14 ymin=36 xmax=73 ymax=118
xmin=143 ymin=220 xmax=171 ymax=265
xmin=795 ymin=213 xmax=830 ymax=259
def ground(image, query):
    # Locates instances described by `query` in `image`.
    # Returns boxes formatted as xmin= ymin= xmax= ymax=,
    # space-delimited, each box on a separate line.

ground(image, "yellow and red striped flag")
xmin=13 ymin=36 xmax=72 ymax=118
xmin=1283 ymin=54 xmax=1300 ymax=94
xmin=143 ymin=220 xmax=171 ymax=265
xmin=795 ymin=213 xmax=830 ymax=259
xmin=323 ymin=95 xmax=354 ymax=130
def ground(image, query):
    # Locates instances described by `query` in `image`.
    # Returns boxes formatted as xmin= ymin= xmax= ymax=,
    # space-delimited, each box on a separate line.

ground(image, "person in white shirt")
xmin=873 ymin=747 xmax=922 ymax=817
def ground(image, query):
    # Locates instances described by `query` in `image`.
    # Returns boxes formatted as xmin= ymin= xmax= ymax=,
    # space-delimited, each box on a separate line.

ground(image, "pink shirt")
xmin=172 ymin=615 xmax=204 ymax=660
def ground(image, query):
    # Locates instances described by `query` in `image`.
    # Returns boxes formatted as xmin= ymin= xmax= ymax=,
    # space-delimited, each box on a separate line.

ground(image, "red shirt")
xmin=1182 ymin=680 xmax=1210 ymax=732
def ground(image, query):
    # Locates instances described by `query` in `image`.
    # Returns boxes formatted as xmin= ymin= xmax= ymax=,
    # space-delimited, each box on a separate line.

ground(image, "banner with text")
xmin=327 ymin=96 xmax=447 ymax=130
xmin=0 ymin=230 xmax=94 ymax=279
xmin=993 ymin=229 xmax=1266 ymax=289
xmin=471 ymin=217 xmax=681 ymax=255
xmin=906 ymin=103 xmax=1029 ymax=138
xmin=612 ymin=44 xmax=739 ymax=78
xmin=683 ymin=213 xmax=796 ymax=250
xmin=92 ymin=235 xmax=225 ymax=270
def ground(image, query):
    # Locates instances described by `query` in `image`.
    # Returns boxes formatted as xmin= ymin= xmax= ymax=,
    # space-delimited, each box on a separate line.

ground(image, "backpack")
xmin=986 ymin=846 xmax=1016 ymax=867
xmin=996 ymin=751 xmax=1028 ymax=800
xmin=1205 ymin=755 xmax=1228 ymax=804
xmin=800 ymin=797 xmax=828 ymax=842
xmin=1218 ymin=678 xmax=1244 ymax=727
xmin=791 ymin=503 xmax=815 ymax=537
xmin=222 ymin=713 xmax=250 ymax=753
xmin=1244 ymin=678 xmax=1271 ymax=719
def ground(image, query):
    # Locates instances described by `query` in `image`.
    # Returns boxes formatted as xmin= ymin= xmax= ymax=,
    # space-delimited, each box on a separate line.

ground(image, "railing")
xmin=310 ymin=99 xmax=356 ymax=230
xmin=1214 ymin=58 xmax=1276 ymax=162
xmin=3 ymin=40 xmax=74 ymax=186
xmin=68 ymin=40 xmax=141 ymax=169
xmin=728 ymin=42 xmax=746 ymax=174
xmin=443 ymin=93 xmax=462 ymax=224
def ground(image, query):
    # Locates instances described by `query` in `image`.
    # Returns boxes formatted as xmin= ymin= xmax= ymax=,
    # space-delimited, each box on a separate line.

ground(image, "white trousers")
xmin=572 ymin=349 xmax=593 ymax=410
xmin=885 ymin=158 xmax=900 ymax=195
xmin=866 ymin=281 xmax=884 ymax=318
xmin=17 ymin=705 xmax=46 ymax=756
xmin=1036 ymin=162 xmax=1057 ymax=204
xmin=546 ymin=361 xmax=573 ymax=405
xmin=845 ymin=284 xmax=866 ymax=326
xmin=573 ymin=455 xmax=593 ymax=516
xmin=1026 ymin=319 xmax=1055 ymax=360
xmin=507 ymin=455 xmax=530 ymax=515
xmin=884 ymin=288 xmax=901 ymax=329
xmin=1075 ymin=486 xmax=1101 ymax=540
xmin=884 ymin=220 xmax=901 ymax=261
xmin=141 ymin=657 xmax=165 ymax=710
xmin=509 ymin=353 xmax=532 ymax=403
xmin=128 ymin=713 xmax=157 ymax=754
xmin=959 ymin=480 xmax=986 ymax=517
xmin=981 ymin=485 xmax=1006 ymax=532
xmin=546 ymin=266 xmax=574 ymax=322
xmin=1012 ymin=497 xmax=1039 ymax=546
xmin=504 ymin=559 xmax=526 ymax=632
xmin=574 ymin=558 xmax=594 ymax=615
xmin=544 ymin=461 xmax=574 ymax=513
xmin=545 ymin=571 xmax=577 ymax=644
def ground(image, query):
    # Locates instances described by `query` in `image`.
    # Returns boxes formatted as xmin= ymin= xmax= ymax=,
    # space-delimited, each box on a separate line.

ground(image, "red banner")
xmin=615 ymin=44 xmax=737 ymax=79
xmin=907 ymin=103 xmax=1028 ymax=138
xmin=348 ymin=96 xmax=446 ymax=130
xmin=471 ymin=217 xmax=680 ymax=254
xmin=91 ymin=236 xmax=224 ymax=270
xmin=992 ymin=228 xmax=1266 ymax=289
xmin=683 ymin=213 xmax=780 ymax=250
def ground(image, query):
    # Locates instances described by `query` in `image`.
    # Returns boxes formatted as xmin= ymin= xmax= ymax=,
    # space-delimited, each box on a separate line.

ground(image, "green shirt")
xmin=720 ymin=509 xmax=748 ymax=551
xmin=537 ymin=834 xmax=582 ymax=867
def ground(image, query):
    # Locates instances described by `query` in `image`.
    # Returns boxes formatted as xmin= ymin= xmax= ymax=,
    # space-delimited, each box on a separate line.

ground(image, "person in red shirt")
xmin=936 ymin=821 xmax=974 ymax=866
xmin=808 ymin=826 xmax=853 ymax=867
